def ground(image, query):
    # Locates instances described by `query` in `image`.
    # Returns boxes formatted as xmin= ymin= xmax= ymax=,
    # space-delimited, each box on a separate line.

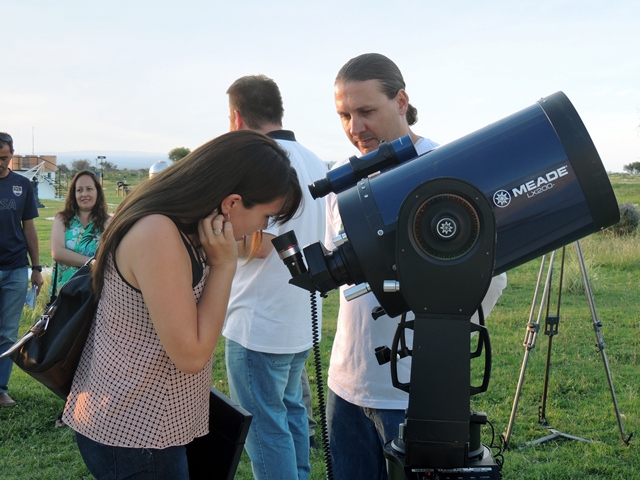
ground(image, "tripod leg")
xmin=539 ymin=247 xmax=566 ymax=425
xmin=503 ymin=251 xmax=556 ymax=448
xmin=573 ymin=241 xmax=632 ymax=446
xmin=539 ymin=314 xmax=559 ymax=425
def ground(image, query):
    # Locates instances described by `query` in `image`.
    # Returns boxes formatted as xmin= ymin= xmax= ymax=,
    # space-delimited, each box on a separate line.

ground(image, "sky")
xmin=4 ymin=0 xmax=639 ymax=172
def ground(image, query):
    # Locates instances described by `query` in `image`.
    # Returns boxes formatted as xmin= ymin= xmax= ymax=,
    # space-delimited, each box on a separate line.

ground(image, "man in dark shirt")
xmin=0 ymin=132 xmax=43 ymax=407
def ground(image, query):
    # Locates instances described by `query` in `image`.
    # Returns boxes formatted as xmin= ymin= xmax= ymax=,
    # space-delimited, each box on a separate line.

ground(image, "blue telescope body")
xmin=273 ymin=91 xmax=621 ymax=474
xmin=351 ymin=91 xmax=617 ymax=274
xmin=281 ymin=92 xmax=619 ymax=318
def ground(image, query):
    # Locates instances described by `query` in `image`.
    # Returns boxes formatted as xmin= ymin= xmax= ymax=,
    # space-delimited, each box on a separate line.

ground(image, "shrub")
xmin=605 ymin=203 xmax=640 ymax=237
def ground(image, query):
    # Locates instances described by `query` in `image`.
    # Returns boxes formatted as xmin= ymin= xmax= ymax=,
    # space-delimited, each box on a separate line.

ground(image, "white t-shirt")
xmin=325 ymin=137 xmax=508 ymax=409
xmin=223 ymin=133 xmax=327 ymax=354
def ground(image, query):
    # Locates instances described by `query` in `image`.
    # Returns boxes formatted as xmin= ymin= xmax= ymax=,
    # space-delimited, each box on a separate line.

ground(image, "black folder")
xmin=186 ymin=387 xmax=253 ymax=480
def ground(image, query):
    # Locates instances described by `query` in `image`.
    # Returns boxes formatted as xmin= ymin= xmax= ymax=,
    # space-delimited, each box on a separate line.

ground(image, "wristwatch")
xmin=31 ymin=265 xmax=43 ymax=272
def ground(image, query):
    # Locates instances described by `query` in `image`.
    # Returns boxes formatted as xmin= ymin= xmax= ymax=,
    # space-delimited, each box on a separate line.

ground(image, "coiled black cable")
xmin=487 ymin=418 xmax=504 ymax=468
xmin=310 ymin=291 xmax=334 ymax=480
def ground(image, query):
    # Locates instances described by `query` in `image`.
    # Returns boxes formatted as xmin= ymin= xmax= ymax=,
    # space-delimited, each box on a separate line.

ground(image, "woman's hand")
xmin=198 ymin=211 xmax=238 ymax=268
xmin=50 ymin=215 xmax=92 ymax=267
xmin=117 ymin=214 xmax=237 ymax=374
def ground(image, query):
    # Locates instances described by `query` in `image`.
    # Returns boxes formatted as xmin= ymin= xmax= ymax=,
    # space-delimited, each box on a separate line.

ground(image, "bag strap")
xmin=48 ymin=262 xmax=59 ymax=305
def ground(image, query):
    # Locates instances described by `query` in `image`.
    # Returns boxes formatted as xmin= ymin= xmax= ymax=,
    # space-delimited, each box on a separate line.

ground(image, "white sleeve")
xmin=324 ymin=192 xmax=341 ymax=249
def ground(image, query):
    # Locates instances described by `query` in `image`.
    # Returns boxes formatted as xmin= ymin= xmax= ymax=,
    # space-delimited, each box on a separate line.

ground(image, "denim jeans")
xmin=0 ymin=267 xmax=28 ymax=393
xmin=75 ymin=432 xmax=189 ymax=480
xmin=326 ymin=388 xmax=405 ymax=480
xmin=225 ymin=338 xmax=310 ymax=480
xmin=301 ymin=368 xmax=316 ymax=436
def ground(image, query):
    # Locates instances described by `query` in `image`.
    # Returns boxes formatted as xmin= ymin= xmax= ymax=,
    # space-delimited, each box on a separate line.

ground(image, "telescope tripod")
xmin=502 ymin=241 xmax=632 ymax=449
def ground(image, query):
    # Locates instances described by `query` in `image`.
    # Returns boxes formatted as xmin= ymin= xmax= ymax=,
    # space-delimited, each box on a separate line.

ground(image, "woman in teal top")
xmin=50 ymin=171 xmax=110 ymax=295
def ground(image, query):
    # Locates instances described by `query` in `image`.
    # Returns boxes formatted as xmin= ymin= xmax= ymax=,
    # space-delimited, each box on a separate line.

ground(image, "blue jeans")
xmin=0 ymin=267 xmax=28 ymax=394
xmin=326 ymin=388 xmax=405 ymax=480
xmin=225 ymin=338 xmax=310 ymax=480
xmin=75 ymin=432 xmax=189 ymax=480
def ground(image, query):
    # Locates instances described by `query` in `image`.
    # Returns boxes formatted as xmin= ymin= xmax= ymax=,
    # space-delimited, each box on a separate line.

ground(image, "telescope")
xmin=273 ymin=91 xmax=619 ymax=478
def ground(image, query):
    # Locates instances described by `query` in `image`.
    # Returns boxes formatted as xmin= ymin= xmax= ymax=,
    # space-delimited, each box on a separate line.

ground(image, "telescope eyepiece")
xmin=272 ymin=231 xmax=307 ymax=277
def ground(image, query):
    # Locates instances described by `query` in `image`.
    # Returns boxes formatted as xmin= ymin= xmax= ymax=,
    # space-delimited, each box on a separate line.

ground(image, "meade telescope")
xmin=273 ymin=91 xmax=619 ymax=479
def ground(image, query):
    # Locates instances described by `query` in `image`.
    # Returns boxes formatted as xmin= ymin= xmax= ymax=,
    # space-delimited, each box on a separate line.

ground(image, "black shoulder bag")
xmin=0 ymin=259 xmax=97 ymax=400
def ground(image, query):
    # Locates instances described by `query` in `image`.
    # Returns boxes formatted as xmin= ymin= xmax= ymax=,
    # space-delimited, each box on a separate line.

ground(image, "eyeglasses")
xmin=0 ymin=133 xmax=13 ymax=143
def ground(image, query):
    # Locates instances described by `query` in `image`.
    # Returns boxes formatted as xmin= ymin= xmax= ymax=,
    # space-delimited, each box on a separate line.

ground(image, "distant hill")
xmin=53 ymin=151 xmax=167 ymax=170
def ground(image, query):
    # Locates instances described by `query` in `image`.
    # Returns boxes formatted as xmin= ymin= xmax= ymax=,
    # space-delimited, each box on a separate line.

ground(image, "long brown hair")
xmin=92 ymin=130 xmax=302 ymax=294
xmin=58 ymin=170 xmax=109 ymax=231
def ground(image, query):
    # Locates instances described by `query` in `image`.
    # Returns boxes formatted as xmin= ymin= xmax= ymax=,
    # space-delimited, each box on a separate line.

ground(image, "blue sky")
xmin=4 ymin=0 xmax=639 ymax=172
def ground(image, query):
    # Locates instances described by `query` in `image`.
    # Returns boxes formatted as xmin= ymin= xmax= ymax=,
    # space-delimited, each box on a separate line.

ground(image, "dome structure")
xmin=149 ymin=160 xmax=169 ymax=177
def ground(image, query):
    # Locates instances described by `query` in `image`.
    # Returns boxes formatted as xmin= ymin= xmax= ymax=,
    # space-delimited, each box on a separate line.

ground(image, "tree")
xmin=71 ymin=159 xmax=91 ymax=171
xmin=99 ymin=160 xmax=118 ymax=172
xmin=623 ymin=161 xmax=640 ymax=174
xmin=168 ymin=146 xmax=191 ymax=162
xmin=57 ymin=163 xmax=70 ymax=174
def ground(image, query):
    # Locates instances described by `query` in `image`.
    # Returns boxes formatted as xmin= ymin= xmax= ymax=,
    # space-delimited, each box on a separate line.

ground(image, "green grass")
xmin=2 ymin=174 xmax=640 ymax=479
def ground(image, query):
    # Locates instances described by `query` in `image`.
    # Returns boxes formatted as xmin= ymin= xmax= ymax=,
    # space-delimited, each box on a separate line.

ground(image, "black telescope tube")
xmin=537 ymin=93 xmax=618 ymax=231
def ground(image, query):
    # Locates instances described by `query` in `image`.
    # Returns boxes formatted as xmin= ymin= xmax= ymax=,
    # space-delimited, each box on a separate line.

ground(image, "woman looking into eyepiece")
xmin=62 ymin=131 xmax=302 ymax=480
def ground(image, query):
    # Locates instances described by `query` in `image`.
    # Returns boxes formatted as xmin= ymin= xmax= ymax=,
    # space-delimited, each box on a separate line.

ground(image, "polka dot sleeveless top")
xmin=63 ymin=252 xmax=211 ymax=448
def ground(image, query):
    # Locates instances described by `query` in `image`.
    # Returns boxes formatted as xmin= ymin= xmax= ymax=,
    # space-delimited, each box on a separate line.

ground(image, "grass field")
xmin=1 ymin=174 xmax=639 ymax=479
